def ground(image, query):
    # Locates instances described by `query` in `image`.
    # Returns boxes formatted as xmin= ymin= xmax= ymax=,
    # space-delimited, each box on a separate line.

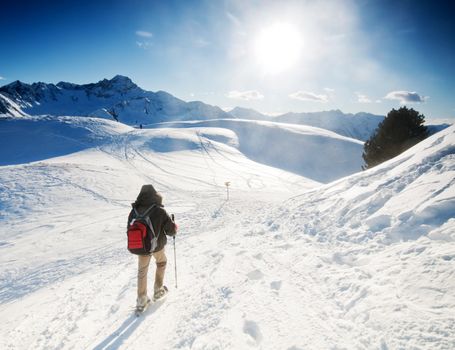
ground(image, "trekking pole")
xmin=173 ymin=236 xmax=177 ymax=288
xmin=172 ymin=214 xmax=178 ymax=289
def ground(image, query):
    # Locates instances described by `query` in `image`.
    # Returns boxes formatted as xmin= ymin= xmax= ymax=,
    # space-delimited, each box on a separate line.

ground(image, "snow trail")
xmin=0 ymin=117 xmax=454 ymax=349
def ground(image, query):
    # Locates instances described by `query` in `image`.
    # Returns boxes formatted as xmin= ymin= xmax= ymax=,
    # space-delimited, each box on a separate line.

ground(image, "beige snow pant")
xmin=137 ymin=248 xmax=167 ymax=299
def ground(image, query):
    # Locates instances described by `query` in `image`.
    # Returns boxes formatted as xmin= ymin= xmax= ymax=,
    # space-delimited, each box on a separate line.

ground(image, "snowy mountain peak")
xmin=0 ymin=75 xmax=230 ymax=124
xmin=229 ymin=106 xmax=269 ymax=120
xmin=111 ymin=74 xmax=134 ymax=84
xmin=0 ymin=75 xmax=141 ymax=105
xmin=93 ymin=75 xmax=138 ymax=93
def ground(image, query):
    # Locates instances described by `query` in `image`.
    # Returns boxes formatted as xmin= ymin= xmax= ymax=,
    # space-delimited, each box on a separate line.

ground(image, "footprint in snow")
xmin=243 ymin=320 xmax=262 ymax=343
xmin=247 ymin=269 xmax=264 ymax=280
xmin=219 ymin=286 xmax=232 ymax=298
xmin=270 ymin=281 xmax=282 ymax=291
xmin=278 ymin=243 xmax=293 ymax=250
xmin=253 ymin=253 xmax=263 ymax=260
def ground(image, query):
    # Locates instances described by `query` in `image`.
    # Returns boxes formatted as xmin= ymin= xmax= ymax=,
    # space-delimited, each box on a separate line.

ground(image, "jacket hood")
xmin=134 ymin=184 xmax=163 ymax=207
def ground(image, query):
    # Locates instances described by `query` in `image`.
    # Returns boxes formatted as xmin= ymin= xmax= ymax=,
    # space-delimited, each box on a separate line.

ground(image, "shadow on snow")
xmin=92 ymin=299 xmax=166 ymax=350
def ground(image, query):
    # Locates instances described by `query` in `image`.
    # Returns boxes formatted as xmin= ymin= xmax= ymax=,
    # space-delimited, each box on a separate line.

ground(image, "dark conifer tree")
xmin=362 ymin=106 xmax=428 ymax=169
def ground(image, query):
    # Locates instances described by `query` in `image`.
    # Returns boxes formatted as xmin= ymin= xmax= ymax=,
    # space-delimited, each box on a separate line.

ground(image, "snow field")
xmin=0 ymin=117 xmax=454 ymax=349
xmin=0 ymin=116 xmax=318 ymax=349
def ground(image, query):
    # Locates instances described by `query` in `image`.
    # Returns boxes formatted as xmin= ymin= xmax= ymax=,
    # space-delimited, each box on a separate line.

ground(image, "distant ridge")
xmin=230 ymin=107 xmax=384 ymax=141
xmin=0 ymin=75 xmax=230 ymax=125
xmin=1 ymin=75 xmax=449 ymax=141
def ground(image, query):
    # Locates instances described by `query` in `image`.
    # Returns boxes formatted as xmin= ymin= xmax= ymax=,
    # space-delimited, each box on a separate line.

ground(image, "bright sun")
xmin=253 ymin=22 xmax=303 ymax=74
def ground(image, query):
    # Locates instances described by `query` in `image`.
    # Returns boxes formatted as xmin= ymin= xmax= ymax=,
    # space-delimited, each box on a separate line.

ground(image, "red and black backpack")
xmin=127 ymin=205 xmax=159 ymax=255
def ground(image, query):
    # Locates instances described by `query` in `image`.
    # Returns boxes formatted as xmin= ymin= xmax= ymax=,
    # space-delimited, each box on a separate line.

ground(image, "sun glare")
xmin=253 ymin=22 xmax=303 ymax=74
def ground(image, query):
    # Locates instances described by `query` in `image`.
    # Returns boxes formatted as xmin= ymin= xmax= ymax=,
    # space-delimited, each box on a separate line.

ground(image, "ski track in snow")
xmin=0 ymin=117 xmax=454 ymax=349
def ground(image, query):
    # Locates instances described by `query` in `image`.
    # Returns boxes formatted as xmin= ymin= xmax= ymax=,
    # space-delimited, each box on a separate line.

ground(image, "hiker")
xmin=127 ymin=184 xmax=178 ymax=309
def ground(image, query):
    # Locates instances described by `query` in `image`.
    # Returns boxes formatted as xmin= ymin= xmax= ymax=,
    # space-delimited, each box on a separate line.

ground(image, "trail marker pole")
xmin=225 ymin=181 xmax=231 ymax=200
xmin=171 ymin=214 xmax=177 ymax=289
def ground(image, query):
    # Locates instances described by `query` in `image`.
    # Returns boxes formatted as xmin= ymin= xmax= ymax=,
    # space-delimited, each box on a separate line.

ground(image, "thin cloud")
xmin=226 ymin=11 xmax=242 ymax=27
xmin=136 ymin=30 xmax=153 ymax=38
xmin=324 ymin=88 xmax=335 ymax=92
xmin=226 ymin=90 xmax=264 ymax=101
xmin=136 ymin=41 xmax=153 ymax=50
xmin=226 ymin=11 xmax=246 ymax=37
xmin=194 ymin=38 xmax=210 ymax=48
xmin=355 ymin=92 xmax=382 ymax=103
xmin=385 ymin=91 xmax=427 ymax=104
xmin=289 ymin=91 xmax=328 ymax=103
xmin=0 ymin=76 xmax=5 ymax=80
xmin=356 ymin=93 xmax=372 ymax=103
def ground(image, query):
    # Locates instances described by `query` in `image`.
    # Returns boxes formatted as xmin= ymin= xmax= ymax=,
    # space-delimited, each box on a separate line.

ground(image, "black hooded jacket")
xmin=127 ymin=185 xmax=177 ymax=253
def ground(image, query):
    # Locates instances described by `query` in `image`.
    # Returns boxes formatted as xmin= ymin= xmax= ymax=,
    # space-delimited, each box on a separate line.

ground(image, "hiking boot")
xmin=153 ymin=286 xmax=168 ymax=301
xmin=136 ymin=295 xmax=151 ymax=310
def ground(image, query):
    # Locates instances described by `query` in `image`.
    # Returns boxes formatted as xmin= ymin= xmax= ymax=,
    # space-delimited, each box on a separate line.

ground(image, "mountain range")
xmin=229 ymin=107 xmax=385 ymax=141
xmin=0 ymin=75 xmax=386 ymax=141
xmin=0 ymin=75 xmax=230 ymax=125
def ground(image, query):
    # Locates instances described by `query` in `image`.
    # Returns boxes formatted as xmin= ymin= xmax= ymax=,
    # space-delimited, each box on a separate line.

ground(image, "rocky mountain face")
xmin=0 ymin=75 xmax=230 ymax=125
xmin=0 ymin=93 xmax=28 ymax=117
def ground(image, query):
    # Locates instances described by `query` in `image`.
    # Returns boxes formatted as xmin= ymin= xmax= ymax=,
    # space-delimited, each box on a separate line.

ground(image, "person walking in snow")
xmin=127 ymin=184 xmax=177 ymax=310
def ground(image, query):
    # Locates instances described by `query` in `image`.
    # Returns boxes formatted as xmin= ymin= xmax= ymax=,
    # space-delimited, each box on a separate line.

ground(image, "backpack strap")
xmin=144 ymin=215 xmax=157 ymax=237
xmin=133 ymin=204 xmax=156 ymax=217
xmin=133 ymin=205 xmax=158 ymax=237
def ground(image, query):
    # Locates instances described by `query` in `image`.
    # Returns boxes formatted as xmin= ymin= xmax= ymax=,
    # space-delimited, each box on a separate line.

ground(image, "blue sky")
xmin=1 ymin=0 xmax=454 ymax=119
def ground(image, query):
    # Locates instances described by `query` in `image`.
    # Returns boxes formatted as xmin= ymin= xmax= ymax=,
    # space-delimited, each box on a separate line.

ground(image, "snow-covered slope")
xmin=230 ymin=107 xmax=384 ymax=141
xmin=0 ymin=75 xmax=230 ymax=124
xmin=0 ymin=116 xmax=453 ymax=349
xmin=154 ymin=119 xmax=364 ymax=183
xmin=0 ymin=115 xmax=363 ymax=183
xmin=262 ymin=124 xmax=455 ymax=348
xmin=279 ymin=123 xmax=455 ymax=243
xmin=275 ymin=110 xmax=383 ymax=141
xmin=0 ymin=116 xmax=317 ymax=219
xmin=0 ymin=115 xmax=129 ymax=165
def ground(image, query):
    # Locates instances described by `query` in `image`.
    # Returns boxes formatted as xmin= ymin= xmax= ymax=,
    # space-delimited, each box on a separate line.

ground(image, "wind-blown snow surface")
xmin=0 ymin=117 xmax=454 ymax=349
xmin=154 ymin=119 xmax=364 ymax=183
